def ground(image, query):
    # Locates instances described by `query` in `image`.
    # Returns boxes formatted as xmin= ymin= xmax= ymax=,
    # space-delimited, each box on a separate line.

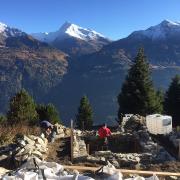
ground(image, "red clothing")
xmin=98 ymin=127 xmax=111 ymax=138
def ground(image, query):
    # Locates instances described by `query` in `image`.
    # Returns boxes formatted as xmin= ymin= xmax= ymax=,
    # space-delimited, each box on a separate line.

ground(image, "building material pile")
xmin=124 ymin=115 xmax=175 ymax=163
xmin=1 ymin=157 xmax=162 ymax=180
xmin=0 ymin=135 xmax=48 ymax=167
xmin=55 ymin=123 xmax=71 ymax=138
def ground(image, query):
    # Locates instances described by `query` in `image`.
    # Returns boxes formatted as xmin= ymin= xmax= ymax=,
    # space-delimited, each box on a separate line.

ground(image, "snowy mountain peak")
xmin=160 ymin=19 xmax=180 ymax=26
xmin=0 ymin=22 xmax=8 ymax=33
xmin=59 ymin=22 xmax=105 ymax=40
xmin=0 ymin=22 xmax=24 ymax=37
xmin=31 ymin=22 xmax=108 ymax=43
xmin=131 ymin=19 xmax=180 ymax=40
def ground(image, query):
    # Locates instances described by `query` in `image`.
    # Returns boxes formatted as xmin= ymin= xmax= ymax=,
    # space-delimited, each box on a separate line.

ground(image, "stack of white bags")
xmin=1 ymin=158 xmax=159 ymax=180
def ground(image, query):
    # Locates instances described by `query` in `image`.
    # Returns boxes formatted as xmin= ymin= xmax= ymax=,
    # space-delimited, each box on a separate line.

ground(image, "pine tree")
xmin=164 ymin=75 xmax=180 ymax=126
xmin=7 ymin=89 xmax=38 ymax=124
xmin=36 ymin=103 xmax=61 ymax=124
xmin=117 ymin=48 xmax=162 ymax=119
xmin=76 ymin=96 xmax=93 ymax=130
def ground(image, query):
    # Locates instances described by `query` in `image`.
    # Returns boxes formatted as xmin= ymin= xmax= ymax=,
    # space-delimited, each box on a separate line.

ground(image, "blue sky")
xmin=0 ymin=0 xmax=180 ymax=40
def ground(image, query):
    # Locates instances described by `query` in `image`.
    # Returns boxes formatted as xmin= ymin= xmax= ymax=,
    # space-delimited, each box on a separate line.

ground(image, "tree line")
xmin=1 ymin=48 xmax=180 ymax=128
xmin=0 ymin=89 xmax=61 ymax=125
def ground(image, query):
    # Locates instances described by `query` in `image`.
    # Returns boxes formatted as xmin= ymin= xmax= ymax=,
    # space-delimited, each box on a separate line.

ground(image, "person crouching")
xmin=40 ymin=120 xmax=57 ymax=143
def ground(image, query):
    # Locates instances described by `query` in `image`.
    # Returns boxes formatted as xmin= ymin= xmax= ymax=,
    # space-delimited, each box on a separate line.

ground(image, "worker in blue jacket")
xmin=40 ymin=120 xmax=57 ymax=142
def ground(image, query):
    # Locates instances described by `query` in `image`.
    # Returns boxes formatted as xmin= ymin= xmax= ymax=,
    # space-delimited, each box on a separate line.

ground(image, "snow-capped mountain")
xmin=32 ymin=22 xmax=108 ymax=42
xmin=79 ymin=19 xmax=180 ymax=68
xmin=0 ymin=22 xmax=27 ymax=46
xmin=0 ymin=22 xmax=25 ymax=38
xmin=131 ymin=19 xmax=180 ymax=40
xmin=31 ymin=22 xmax=111 ymax=56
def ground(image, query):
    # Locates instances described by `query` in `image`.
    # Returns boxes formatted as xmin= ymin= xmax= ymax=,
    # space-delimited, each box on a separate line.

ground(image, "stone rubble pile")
xmin=0 ymin=124 xmax=68 ymax=167
xmin=0 ymin=135 xmax=48 ymax=166
xmin=84 ymin=150 xmax=153 ymax=169
xmin=125 ymin=115 xmax=175 ymax=163
xmin=55 ymin=123 xmax=71 ymax=138
xmin=15 ymin=135 xmax=48 ymax=162
xmin=168 ymin=130 xmax=180 ymax=147
xmin=124 ymin=115 xmax=146 ymax=132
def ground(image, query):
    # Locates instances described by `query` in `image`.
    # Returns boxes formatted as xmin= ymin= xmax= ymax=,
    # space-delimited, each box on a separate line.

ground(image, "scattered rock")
xmin=0 ymin=167 xmax=9 ymax=177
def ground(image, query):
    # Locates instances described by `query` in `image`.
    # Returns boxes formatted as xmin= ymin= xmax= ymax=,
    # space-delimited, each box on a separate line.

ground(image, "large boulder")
xmin=124 ymin=115 xmax=145 ymax=132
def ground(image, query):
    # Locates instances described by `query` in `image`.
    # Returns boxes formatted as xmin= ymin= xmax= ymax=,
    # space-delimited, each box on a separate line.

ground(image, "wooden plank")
xmin=87 ymin=144 xmax=90 ymax=155
xmin=70 ymin=120 xmax=74 ymax=162
xmin=63 ymin=165 xmax=180 ymax=176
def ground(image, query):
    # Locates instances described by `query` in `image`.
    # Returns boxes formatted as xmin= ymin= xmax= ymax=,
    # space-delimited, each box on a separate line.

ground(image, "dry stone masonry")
xmin=73 ymin=131 xmax=88 ymax=159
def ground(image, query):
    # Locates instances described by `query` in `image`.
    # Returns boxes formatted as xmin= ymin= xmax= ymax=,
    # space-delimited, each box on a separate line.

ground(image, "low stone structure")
xmin=74 ymin=115 xmax=176 ymax=168
xmin=73 ymin=132 xmax=88 ymax=159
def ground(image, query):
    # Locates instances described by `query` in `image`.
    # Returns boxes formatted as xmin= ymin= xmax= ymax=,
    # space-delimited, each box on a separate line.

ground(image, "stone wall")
xmin=73 ymin=131 xmax=88 ymax=159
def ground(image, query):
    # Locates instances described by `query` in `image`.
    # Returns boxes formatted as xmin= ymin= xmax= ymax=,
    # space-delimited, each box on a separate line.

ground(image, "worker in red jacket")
xmin=98 ymin=123 xmax=111 ymax=149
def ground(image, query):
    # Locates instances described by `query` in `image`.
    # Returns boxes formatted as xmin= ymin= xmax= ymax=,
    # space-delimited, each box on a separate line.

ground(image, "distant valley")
xmin=0 ymin=20 xmax=180 ymax=125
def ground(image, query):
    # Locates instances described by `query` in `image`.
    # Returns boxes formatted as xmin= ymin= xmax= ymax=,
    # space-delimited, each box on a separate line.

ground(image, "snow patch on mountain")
xmin=32 ymin=22 xmax=108 ymax=43
xmin=0 ymin=22 xmax=7 ymax=34
xmin=60 ymin=22 xmax=105 ymax=40
xmin=131 ymin=19 xmax=180 ymax=40
xmin=0 ymin=22 xmax=25 ymax=37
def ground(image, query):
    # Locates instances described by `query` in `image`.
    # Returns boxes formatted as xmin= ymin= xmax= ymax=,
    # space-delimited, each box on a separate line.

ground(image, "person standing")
xmin=98 ymin=123 xmax=111 ymax=150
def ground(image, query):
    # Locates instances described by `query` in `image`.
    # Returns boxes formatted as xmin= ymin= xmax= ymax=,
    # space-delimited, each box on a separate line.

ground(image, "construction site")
xmin=0 ymin=114 xmax=180 ymax=179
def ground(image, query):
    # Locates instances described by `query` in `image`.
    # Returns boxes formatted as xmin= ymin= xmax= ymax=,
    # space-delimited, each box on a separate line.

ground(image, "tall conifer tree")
xmin=76 ymin=96 xmax=93 ymax=130
xmin=118 ymin=48 xmax=162 ymax=120
xmin=164 ymin=75 xmax=180 ymax=126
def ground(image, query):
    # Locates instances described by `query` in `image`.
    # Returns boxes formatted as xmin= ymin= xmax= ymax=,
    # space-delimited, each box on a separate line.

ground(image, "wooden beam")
xmin=63 ymin=165 xmax=180 ymax=176
xmin=70 ymin=120 xmax=74 ymax=162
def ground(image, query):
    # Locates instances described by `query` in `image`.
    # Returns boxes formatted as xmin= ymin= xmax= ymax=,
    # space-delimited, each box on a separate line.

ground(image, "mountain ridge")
xmin=31 ymin=22 xmax=109 ymax=42
xmin=31 ymin=22 xmax=111 ymax=56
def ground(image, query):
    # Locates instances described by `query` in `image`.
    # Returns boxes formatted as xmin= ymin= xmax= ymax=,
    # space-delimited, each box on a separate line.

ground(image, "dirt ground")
xmin=46 ymin=137 xmax=71 ymax=165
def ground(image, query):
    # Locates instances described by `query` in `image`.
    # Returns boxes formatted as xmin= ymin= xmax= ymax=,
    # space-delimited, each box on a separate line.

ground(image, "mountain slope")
xmin=0 ymin=22 xmax=68 ymax=112
xmin=32 ymin=22 xmax=111 ymax=56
